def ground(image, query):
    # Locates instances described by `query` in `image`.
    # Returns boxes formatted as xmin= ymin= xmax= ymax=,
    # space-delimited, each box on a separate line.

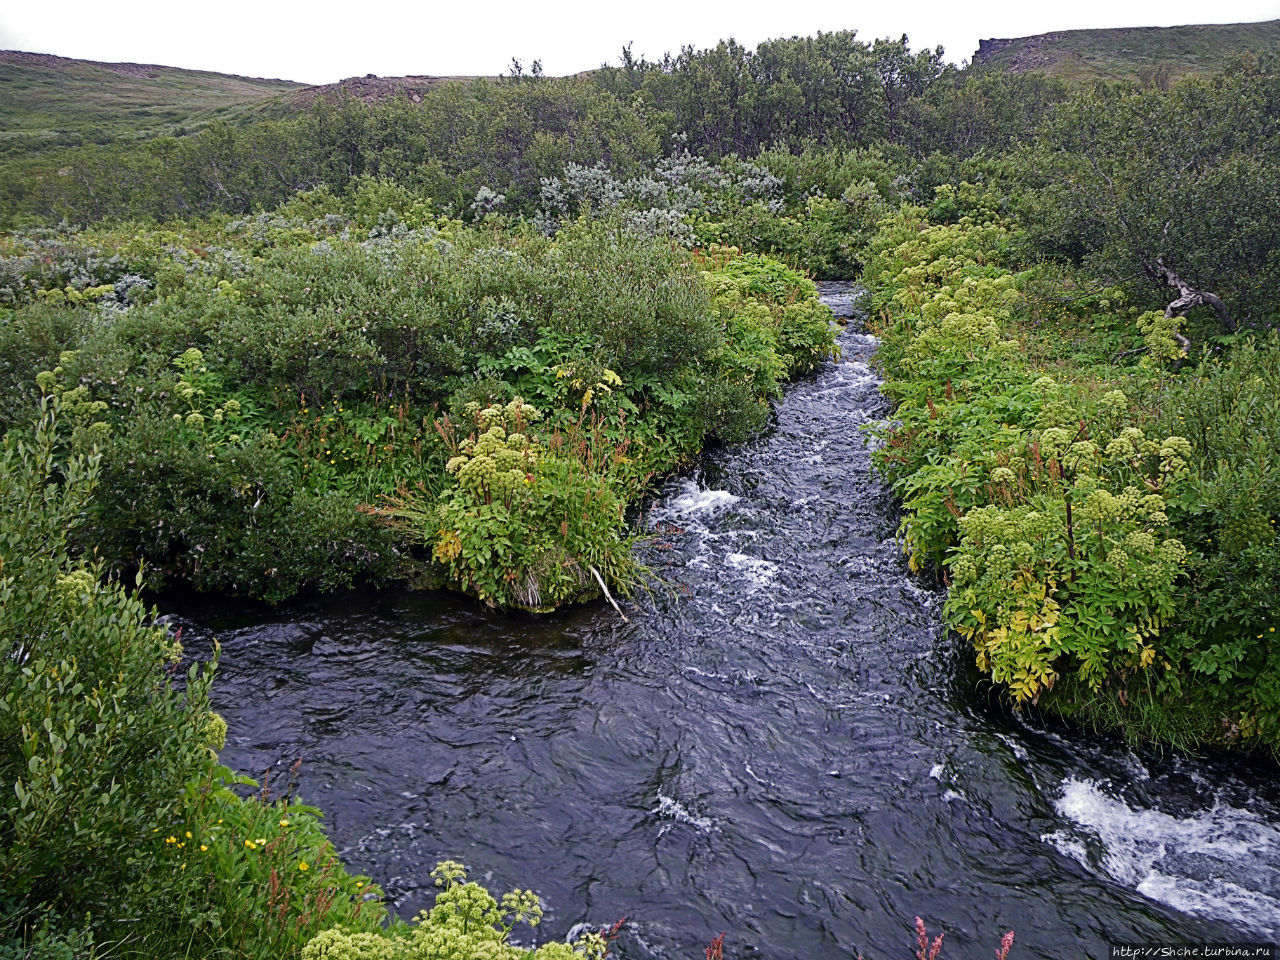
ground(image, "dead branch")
xmin=589 ymin=565 xmax=629 ymax=622
xmin=1152 ymin=257 xmax=1235 ymax=333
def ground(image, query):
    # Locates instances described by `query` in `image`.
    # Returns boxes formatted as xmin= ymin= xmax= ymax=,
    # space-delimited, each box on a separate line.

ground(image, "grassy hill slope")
xmin=0 ymin=50 xmax=304 ymax=155
xmin=972 ymin=19 xmax=1280 ymax=80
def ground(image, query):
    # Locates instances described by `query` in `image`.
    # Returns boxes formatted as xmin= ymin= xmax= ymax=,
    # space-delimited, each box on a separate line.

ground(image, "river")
xmin=177 ymin=283 xmax=1280 ymax=958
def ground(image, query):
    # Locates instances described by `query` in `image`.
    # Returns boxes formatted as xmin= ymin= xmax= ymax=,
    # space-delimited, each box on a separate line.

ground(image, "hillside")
xmin=973 ymin=19 xmax=1280 ymax=80
xmin=0 ymin=49 xmax=304 ymax=155
xmin=7 ymin=17 xmax=1277 ymax=161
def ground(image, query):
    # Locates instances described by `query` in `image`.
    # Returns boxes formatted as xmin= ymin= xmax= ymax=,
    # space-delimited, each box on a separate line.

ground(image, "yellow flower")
xmin=185 ymin=831 xmax=192 ymax=839
xmin=166 ymin=836 xmax=177 ymax=844
xmin=256 ymin=838 xmax=266 ymax=845
xmin=298 ymin=861 xmax=309 ymax=871
xmin=200 ymin=844 xmax=208 ymax=852
xmin=245 ymin=840 xmax=257 ymax=850
xmin=356 ymin=881 xmax=364 ymax=888
xmin=279 ymin=818 xmax=290 ymax=827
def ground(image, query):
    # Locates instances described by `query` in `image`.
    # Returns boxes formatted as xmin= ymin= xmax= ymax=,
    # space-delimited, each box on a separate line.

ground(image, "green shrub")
xmin=864 ymin=197 xmax=1280 ymax=754
xmin=0 ymin=399 xmax=213 ymax=921
xmin=0 ymin=302 xmax=94 ymax=430
xmin=86 ymin=408 xmax=398 ymax=602
xmin=947 ymin=456 xmax=1188 ymax=703
xmin=1155 ymin=334 xmax=1280 ymax=746
xmin=693 ymin=182 xmax=887 ymax=280
xmin=867 ymin=206 xmax=1191 ymax=707
xmin=0 ymin=210 xmax=833 ymax=609
xmin=711 ymin=252 xmax=834 ymax=371
xmin=146 ymin=767 xmax=388 ymax=959
xmin=0 ymin=911 xmax=96 ymax=960
xmin=698 ymin=250 xmax=836 ymax=442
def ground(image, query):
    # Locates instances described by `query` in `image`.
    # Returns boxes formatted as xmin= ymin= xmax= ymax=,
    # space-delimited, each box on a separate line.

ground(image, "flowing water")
xmin=176 ymin=284 xmax=1280 ymax=958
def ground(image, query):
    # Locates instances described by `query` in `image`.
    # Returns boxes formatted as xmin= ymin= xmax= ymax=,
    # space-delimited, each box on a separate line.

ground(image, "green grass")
xmin=0 ymin=50 xmax=304 ymax=158
xmin=972 ymin=19 xmax=1280 ymax=81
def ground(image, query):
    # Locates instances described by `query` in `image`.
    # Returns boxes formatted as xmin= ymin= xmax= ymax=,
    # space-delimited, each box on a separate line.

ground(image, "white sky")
xmin=2 ymin=1 xmax=1278 ymax=84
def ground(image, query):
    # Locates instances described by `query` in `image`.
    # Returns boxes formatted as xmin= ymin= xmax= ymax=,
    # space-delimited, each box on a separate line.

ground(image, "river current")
xmin=178 ymin=284 xmax=1280 ymax=958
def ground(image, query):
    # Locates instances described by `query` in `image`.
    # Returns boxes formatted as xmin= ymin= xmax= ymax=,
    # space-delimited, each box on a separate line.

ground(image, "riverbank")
xmin=0 ymin=193 xmax=834 ymax=611
xmin=863 ymin=193 xmax=1280 ymax=758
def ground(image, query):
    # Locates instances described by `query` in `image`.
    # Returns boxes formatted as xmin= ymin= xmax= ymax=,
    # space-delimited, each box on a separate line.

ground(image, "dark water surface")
xmin=176 ymin=284 xmax=1280 ymax=958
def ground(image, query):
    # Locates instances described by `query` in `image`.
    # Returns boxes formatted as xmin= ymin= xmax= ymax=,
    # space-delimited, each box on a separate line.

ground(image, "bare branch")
xmin=589 ymin=565 xmax=629 ymax=622
xmin=1152 ymin=257 xmax=1236 ymax=332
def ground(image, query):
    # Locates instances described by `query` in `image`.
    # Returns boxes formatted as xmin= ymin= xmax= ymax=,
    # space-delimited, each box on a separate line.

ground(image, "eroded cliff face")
xmin=975 ymin=37 xmax=1013 ymax=61
xmin=973 ymin=33 xmax=1066 ymax=71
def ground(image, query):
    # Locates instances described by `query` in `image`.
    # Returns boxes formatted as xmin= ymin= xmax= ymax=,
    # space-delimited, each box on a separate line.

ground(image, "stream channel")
xmin=177 ymin=283 xmax=1280 ymax=958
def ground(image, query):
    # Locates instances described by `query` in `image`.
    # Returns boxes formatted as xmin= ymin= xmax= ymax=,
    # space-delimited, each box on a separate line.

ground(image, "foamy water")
xmin=1045 ymin=777 xmax=1280 ymax=937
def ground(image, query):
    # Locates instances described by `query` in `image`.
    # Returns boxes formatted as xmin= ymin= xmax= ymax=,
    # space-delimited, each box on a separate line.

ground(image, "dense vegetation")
xmin=1 ymin=31 xmax=1073 ymax=227
xmin=2 ymin=20 xmax=1278 ymax=960
xmin=864 ymin=50 xmax=1280 ymax=753
xmin=0 ymin=402 xmax=389 ymax=957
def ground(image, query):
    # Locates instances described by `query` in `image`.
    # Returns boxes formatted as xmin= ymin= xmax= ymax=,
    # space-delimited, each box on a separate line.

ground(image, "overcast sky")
xmin=2 ymin=1 xmax=1278 ymax=84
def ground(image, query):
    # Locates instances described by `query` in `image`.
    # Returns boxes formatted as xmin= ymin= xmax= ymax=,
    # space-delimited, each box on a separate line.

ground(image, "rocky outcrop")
xmin=289 ymin=73 xmax=496 ymax=107
xmin=973 ymin=33 xmax=1067 ymax=71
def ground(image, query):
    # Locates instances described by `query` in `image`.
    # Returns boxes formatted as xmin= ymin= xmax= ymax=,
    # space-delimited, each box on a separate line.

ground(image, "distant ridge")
xmin=972 ymin=19 xmax=1280 ymax=80
xmin=0 ymin=49 xmax=301 ymax=86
